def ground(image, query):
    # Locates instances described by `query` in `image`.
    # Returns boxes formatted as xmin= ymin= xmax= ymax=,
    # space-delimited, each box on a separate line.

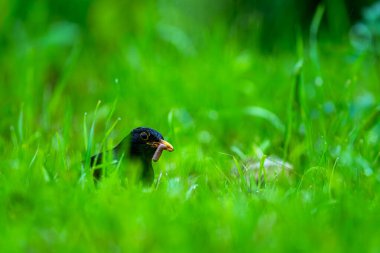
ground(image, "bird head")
xmin=129 ymin=127 xmax=174 ymax=162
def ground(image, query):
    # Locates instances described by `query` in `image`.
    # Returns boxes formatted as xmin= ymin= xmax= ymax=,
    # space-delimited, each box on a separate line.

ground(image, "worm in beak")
xmin=152 ymin=140 xmax=174 ymax=162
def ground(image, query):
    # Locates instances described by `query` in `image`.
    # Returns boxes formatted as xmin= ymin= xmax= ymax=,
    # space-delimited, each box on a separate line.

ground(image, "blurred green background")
xmin=1 ymin=0 xmax=379 ymax=145
xmin=1 ymin=0 xmax=380 ymax=252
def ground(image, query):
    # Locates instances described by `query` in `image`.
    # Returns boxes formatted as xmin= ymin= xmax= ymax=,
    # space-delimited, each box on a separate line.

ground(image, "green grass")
xmin=1 ymin=2 xmax=380 ymax=253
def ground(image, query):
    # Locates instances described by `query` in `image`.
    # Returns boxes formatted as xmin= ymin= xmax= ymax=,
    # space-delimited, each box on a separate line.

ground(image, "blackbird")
xmin=90 ymin=127 xmax=174 ymax=184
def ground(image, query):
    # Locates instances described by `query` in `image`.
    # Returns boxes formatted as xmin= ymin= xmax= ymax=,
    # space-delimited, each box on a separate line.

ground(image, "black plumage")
xmin=90 ymin=127 xmax=174 ymax=184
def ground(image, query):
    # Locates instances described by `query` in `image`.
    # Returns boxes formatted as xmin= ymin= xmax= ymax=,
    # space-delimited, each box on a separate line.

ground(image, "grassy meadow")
xmin=1 ymin=1 xmax=380 ymax=252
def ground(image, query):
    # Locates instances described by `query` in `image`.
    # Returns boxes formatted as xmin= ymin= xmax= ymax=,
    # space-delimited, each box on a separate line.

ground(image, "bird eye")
xmin=140 ymin=132 xmax=149 ymax=141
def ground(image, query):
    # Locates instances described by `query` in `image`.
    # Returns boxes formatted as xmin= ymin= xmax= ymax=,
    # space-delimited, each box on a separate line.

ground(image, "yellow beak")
xmin=148 ymin=139 xmax=174 ymax=152
xmin=158 ymin=139 xmax=174 ymax=152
